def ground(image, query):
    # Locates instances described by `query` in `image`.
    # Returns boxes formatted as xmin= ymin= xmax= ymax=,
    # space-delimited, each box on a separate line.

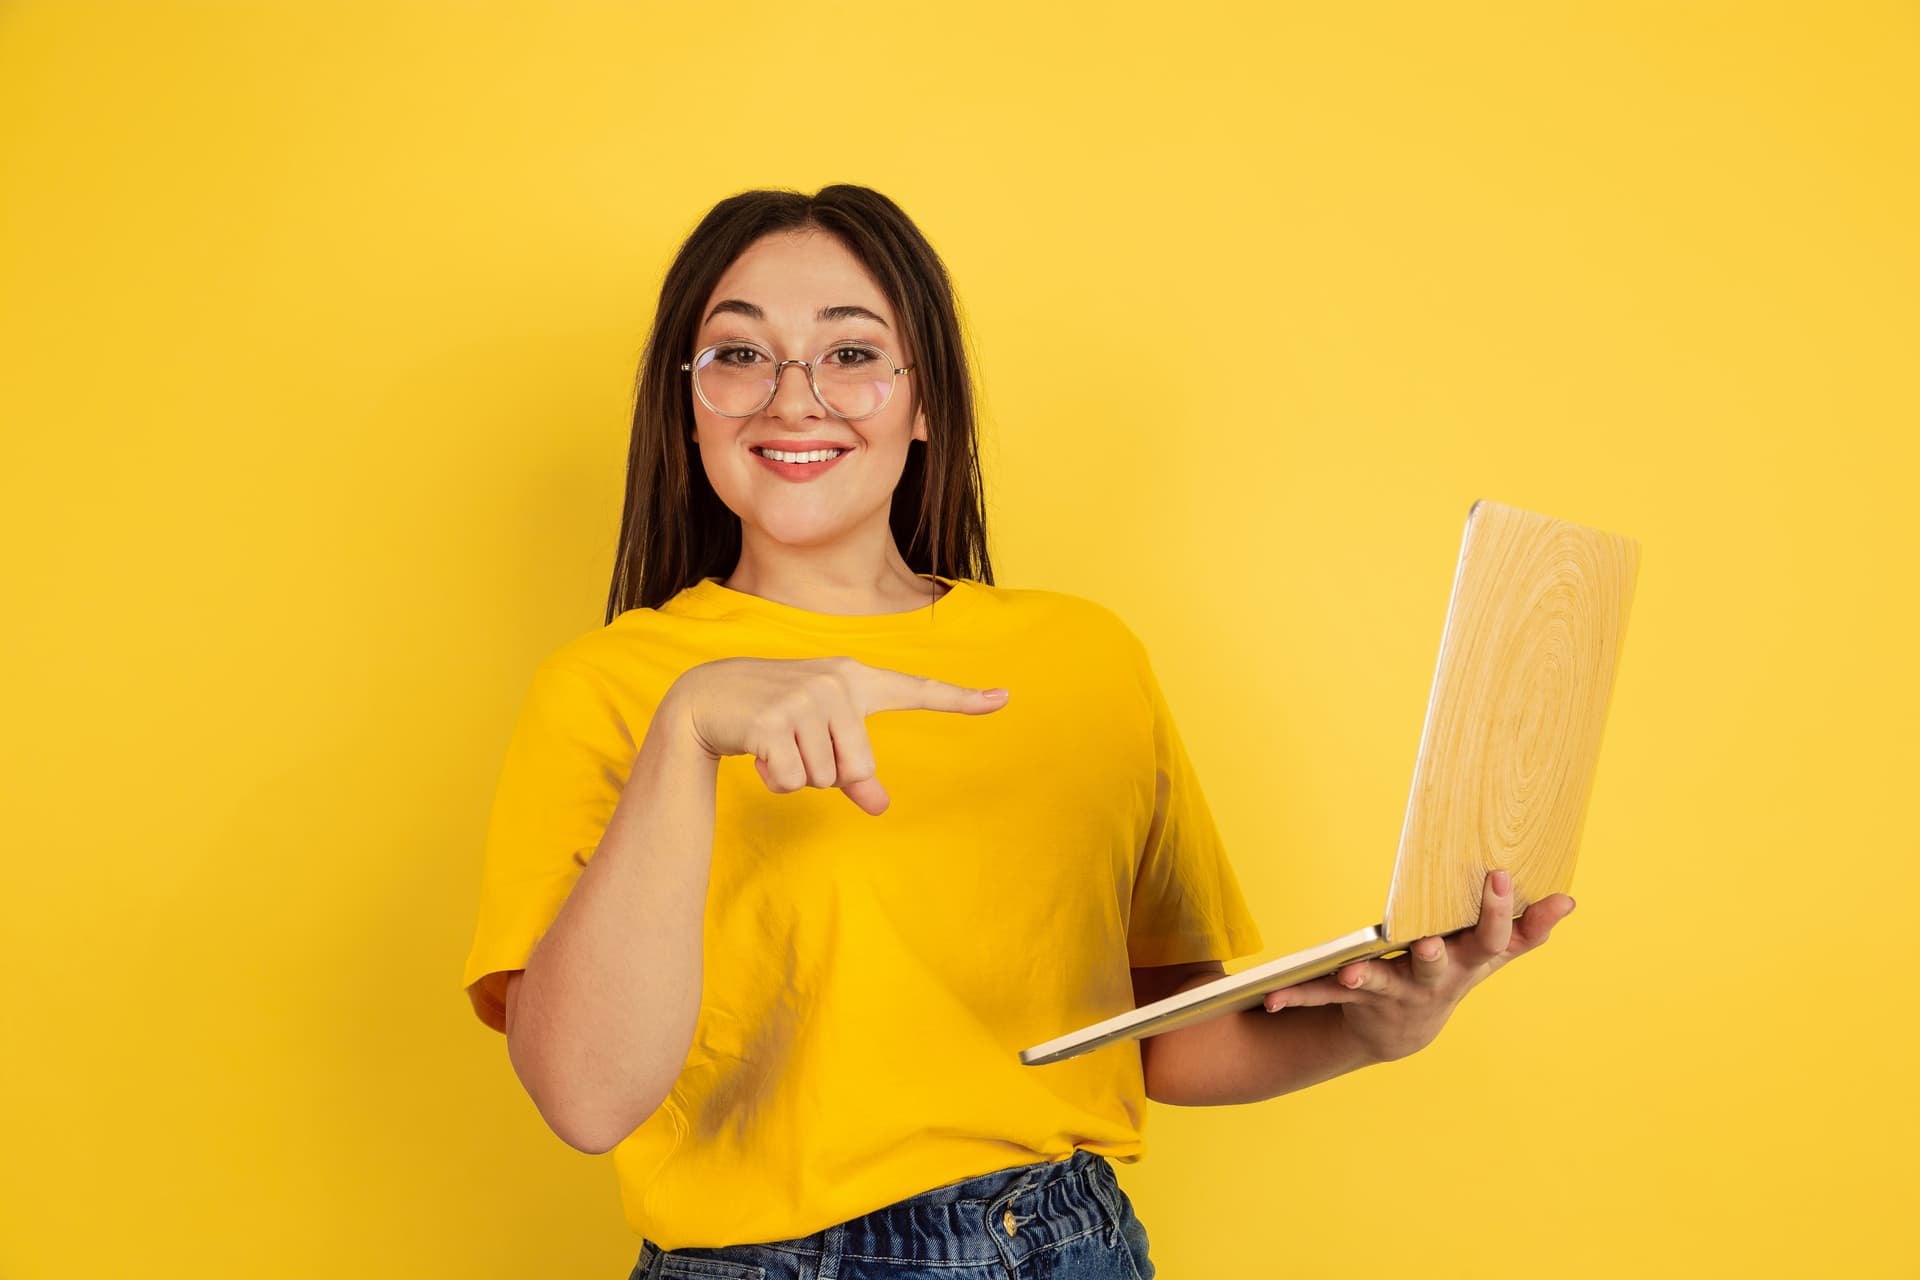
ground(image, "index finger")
xmin=862 ymin=665 xmax=1010 ymax=715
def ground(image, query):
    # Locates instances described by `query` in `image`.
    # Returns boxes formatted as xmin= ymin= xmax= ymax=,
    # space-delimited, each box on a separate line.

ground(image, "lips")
xmin=750 ymin=439 xmax=857 ymax=453
xmin=751 ymin=445 xmax=851 ymax=483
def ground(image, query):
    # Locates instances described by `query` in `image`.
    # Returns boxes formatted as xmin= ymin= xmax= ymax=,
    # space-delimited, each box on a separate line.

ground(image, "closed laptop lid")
xmin=1381 ymin=498 xmax=1640 ymax=943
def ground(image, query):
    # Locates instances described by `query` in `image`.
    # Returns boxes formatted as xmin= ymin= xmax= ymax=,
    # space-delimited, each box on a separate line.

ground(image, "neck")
xmin=722 ymin=526 xmax=941 ymax=615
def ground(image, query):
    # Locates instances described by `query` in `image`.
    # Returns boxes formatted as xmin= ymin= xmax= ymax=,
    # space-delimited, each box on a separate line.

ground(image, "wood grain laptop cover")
xmin=1018 ymin=499 xmax=1640 ymax=1066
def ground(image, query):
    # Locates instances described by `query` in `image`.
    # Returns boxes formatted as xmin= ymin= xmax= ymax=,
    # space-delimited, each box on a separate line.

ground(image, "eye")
xmin=712 ymin=343 xmax=767 ymax=367
xmin=826 ymin=344 xmax=881 ymax=368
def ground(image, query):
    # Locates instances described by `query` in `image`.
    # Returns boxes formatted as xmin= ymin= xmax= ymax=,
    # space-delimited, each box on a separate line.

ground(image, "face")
xmin=688 ymin=229 xmax=928 ymax=554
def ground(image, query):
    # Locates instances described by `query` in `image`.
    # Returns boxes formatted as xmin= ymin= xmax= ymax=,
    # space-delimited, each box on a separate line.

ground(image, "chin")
xmin=740 ymin=507 xmax=857 ymax=548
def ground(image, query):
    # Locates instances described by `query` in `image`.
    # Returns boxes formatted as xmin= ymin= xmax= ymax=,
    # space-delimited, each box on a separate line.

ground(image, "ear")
xmin=911 ymin=404 xmax=929 ymax=443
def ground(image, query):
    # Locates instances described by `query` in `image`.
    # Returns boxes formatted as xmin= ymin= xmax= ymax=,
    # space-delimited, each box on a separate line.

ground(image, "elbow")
xmin=1140 ymin=1027 xmax=1208 ymax=1108
xmin=553 ymin=1113 xmax=629 ymax=1157
xmin=539 ymin=1112 xmax=605 ymax=1155
xmin=538 ymin=1084 xmax=668 ymax=1156
xmin=508 ymin=1031 xmax=670 ymax=1156
xmin=540 ymin=1089 xmax=619 ymax=1154
xmin=1141 ymin=1041 xmax=1173 ymax=1107
xmin=1143 ymin=1064 xmax=1183 ymax=1108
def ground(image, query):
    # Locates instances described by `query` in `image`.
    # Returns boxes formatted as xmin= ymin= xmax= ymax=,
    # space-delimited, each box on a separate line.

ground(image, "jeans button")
xmin=1003 ymin=1209 xmax=1018 ymax=1236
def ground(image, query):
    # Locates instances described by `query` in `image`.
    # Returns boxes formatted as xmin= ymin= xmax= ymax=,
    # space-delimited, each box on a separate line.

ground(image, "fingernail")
xmin=981 ymin=688 xmax=1008 ymax=701
xmin=1493 ymin=868 xmax=1511 ymax=894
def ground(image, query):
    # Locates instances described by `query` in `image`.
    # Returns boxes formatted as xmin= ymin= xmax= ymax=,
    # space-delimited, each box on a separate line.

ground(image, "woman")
xmin=461 ymin=184 xmax=1573 ymax=1278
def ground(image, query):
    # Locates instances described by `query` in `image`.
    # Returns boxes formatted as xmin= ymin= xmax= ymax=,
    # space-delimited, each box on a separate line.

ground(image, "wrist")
xmin=654 ymin=679 xmax=718 ymax=763
xmin=1329 ymin=1008 xmax=1393 ymax=1069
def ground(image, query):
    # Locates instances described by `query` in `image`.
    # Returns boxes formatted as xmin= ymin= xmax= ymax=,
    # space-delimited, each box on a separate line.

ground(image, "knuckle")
xmin=838 ymin=725 xmax=877 ymax=777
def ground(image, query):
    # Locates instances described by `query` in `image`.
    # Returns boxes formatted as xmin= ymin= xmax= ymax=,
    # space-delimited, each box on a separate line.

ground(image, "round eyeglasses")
xmin=681 ymin=340 xmax=913 ymax=421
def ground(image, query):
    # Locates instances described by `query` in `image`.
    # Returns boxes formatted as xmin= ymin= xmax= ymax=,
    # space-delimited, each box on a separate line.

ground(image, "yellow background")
xmin=3 ymin=2 xmax=1913 ymax=1276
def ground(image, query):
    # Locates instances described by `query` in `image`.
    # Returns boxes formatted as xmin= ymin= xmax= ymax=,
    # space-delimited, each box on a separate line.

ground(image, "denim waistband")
xmin=637 ymin=1147 xmax=1129 ymax=1270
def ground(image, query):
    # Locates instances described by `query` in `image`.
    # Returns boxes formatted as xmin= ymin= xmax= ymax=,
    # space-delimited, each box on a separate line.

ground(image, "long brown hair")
xmin=604 ymin=184 xmax=995 ymax=622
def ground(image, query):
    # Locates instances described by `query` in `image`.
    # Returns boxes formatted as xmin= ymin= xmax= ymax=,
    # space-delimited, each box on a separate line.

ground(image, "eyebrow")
xmin=702 ymin=299 xmax=891 ymax=330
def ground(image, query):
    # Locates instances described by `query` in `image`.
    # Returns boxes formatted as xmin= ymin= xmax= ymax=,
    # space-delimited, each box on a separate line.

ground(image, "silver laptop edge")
xmin=1017 ymin=926 xmax=1392 ymax=1066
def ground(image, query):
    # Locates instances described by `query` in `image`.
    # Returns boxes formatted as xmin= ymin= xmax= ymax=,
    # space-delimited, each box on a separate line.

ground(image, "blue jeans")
xmin=626 ymin=1148 xmax=1156 ymax=1279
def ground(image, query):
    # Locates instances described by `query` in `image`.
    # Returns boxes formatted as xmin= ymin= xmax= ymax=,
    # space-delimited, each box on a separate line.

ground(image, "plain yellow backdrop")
xmin=2 ymin=2 xmax=1914 ymax=1276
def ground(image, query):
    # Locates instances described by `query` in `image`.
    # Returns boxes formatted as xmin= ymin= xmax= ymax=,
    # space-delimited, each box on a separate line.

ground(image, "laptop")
xmin=1018 ymin=498 xmax=1641 ymax=1067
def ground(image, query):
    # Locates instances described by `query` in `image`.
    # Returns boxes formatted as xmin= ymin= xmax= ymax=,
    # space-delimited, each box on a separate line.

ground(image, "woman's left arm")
xmin=1138 ymin=869 xmax=1577 ymax=1107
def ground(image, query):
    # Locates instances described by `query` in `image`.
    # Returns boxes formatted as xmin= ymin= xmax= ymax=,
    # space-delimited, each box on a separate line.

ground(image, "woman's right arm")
xmin=498 ymin=655 xmax=1008 ymax=1155
xmin=503 ymin=681 xmax=717 ymax=1156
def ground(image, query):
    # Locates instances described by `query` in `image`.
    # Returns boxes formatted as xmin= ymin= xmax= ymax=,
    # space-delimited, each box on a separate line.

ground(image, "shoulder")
xmin=534 ymin=607 xmax=681 ymax=685
xmin=966 ymin=580 xmax=1149 ymax=666
xmin=483 ymin=618 xmax=657 ymax=734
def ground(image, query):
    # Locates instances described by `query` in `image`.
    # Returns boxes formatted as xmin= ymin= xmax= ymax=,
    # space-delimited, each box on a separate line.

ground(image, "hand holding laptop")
xmin=1260 ymin=865 xmax=1577 ymax=1064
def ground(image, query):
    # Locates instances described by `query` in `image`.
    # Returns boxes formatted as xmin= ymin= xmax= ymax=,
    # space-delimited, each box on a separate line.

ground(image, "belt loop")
xmin=1082 ymin=1155 xmax=1126 ymax=1248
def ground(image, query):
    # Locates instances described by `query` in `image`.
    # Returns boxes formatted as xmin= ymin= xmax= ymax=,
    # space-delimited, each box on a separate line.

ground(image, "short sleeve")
xmin=461 ymin=658 xmax=634 ymax=1033
xmin=1120 ymin=629 xmax=1266 ymax=968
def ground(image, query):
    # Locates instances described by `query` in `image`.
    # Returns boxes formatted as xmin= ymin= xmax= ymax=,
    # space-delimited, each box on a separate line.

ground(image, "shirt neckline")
xmin=664 ymin=573 xmax=979 ymax=635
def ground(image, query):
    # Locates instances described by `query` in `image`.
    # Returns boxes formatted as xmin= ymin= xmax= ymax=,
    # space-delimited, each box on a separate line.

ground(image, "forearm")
xmin=512 ymin=688 xmax=717 ymax=1153
xmin=1144 ymin=979 xmax=1386 ymax=1107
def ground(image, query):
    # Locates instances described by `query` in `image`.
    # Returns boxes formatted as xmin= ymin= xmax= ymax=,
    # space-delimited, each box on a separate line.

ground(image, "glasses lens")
xmin=813 ymin=343 xmax=895 ymax=419
xmin=692 ymin=343 xmax=777 ymax=416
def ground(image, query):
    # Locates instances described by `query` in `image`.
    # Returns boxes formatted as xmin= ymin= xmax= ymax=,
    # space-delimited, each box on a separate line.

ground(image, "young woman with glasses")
xmin=461 ymin=184 xmax=1571 ymax=1279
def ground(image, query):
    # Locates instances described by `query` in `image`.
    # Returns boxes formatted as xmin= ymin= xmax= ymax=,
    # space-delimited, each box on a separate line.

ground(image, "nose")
xmin=766 ymin=358 xmax=825 ymax=422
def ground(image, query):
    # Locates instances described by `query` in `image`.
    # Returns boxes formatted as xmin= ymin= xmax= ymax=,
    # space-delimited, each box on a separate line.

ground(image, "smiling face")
xmin=689 ymin=228 xmax=928 ymax=558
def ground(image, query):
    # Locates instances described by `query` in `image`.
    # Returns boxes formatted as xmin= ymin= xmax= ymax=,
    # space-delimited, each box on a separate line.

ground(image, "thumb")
xmin=840 ymin=776 xmax=890 ymax=816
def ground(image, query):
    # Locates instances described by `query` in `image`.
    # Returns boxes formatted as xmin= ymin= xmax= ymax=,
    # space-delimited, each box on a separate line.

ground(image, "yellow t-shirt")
xmin=461 ymin=573 xmax=1264 ymax=1249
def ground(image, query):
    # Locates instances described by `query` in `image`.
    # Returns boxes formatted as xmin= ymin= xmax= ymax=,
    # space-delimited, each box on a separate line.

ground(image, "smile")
xmin=755 ymin=447 xmax=847 ymax=463
xmin=751 ymin=446 xmax=852 ymax=482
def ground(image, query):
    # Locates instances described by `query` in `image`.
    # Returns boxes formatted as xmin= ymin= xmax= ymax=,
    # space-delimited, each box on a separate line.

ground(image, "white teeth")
xmin=760 ymin=448 xmax=845 ymax=463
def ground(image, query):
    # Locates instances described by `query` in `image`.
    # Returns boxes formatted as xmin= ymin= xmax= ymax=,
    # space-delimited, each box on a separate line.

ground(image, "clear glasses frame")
xmin=680 ymin=340 xmax=914 ymax=421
